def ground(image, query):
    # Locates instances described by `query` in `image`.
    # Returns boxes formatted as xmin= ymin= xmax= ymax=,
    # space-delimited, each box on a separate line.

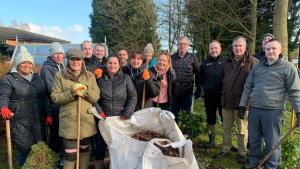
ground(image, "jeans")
xmin=171 ymin=92 xmax=193 ymax=124
xmin=48 ymin=107 xmax=62 ymax=154
xmin=19 ymin=151 xmax=28 ymax=168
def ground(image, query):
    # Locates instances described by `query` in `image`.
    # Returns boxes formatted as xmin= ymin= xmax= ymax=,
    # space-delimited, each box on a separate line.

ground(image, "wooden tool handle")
xmin=76 ymin=97 xmax=81 ymax=169
xmin=141 ymin=58 xmax=150 ymax=109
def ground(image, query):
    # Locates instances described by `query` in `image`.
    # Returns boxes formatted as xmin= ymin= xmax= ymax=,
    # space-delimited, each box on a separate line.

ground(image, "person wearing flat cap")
xmin=51 ymin=48 xmax=100 ymax=169
xmin=0 ymin=46 xmax=51 ymax=168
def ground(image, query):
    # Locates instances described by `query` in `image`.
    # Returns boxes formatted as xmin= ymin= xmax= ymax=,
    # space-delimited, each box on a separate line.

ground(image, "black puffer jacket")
xmin=84 ymin=54 xmax=102 ymax=73
xmin=0 ymin=70 xmax=51 ymax=153
xmin=171 ymin=51 xmax=200 ymax=95
xmin=122 ymin=63 xmax=160 ymax=111
xmin=252 ymin=48 xmax=265 ymax=61
xmin=149 ymin=67 xmax=178 ymax=110
xmin=94 ymin=68 xmax=137 ymax=119
xmin=197 ymin=55 xmax=227 ymax=94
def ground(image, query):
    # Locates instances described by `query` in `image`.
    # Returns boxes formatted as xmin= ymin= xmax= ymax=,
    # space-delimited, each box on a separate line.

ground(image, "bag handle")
xmin=151 ymin=138 xmax=188 ymax=148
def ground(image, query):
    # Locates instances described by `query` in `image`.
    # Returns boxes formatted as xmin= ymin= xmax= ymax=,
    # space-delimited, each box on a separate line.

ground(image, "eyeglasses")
xmin=178 ymin=43 xmax=188 ymax=46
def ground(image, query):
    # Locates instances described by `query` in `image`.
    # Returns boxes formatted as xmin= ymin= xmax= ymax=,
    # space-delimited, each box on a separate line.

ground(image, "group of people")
xmin=0 ymin=36 xmax=200 ymax=169
xmin=196 ymin=34 xmax=300 ymax=169
xmin=1 ymin=33 xmax=299 ymax=169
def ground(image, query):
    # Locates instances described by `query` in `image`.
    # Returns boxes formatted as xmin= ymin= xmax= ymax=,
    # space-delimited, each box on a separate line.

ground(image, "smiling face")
xmin=265 ymin=41 xmax=282 ymax=62
xmin=81 ymin=41 xmax=93 ymax=58
xmin=69 ymin=57 xmax=82 ymax=73
xmin=157 ymin=54 xmax=169 ymax=71
xmin=233 ymin=39 xmax=246 ymax=59
xmin=51 ymin=52 xmax=64 ymax=65
xmin=177 ymin=38 xmax=189 ymax=55
xmin=144 ymin=50 xmax=153 ymax=61
xmin=209 ymin=42 xmax=222 ymax=59
xmin=107 ymin=57 xmax=120 ymax=76
xmin=118 ymin=50 xmax=128 ymax=66
xmin=130 ymin=54 xmax=143 ymax=69
xmin=18 ymin=61 xmax=33 ymax=76
xmin=94 ymin=45 xmax=105 ymax=60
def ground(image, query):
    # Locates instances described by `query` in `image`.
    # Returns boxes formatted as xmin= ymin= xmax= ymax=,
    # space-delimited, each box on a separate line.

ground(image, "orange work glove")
xmin=142 ymin=70 xmax=150 ymax=80
xmin=46 ymin=117 xmax=52 ymax=126
xmin=71 ymin=83 xmax=87 ymax=93
xmin=99 ymin=113 xmax=106 ymax=119
xmin=94 ymin=68 xmax=103 ymax=79
xmin=119 ymin=114 xmax=128 ymax=120
xmin=1 ymin=107 xmax=12 ymax=119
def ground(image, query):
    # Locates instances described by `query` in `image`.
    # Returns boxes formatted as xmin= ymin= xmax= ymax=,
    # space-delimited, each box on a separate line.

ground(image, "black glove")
xmin=237 ymin=106 xmax=246 ymax=119
xmin=296 ymin=113 xmax=300 ymax=128
xmin=194 ymin=88 xmax=201 ymax=99
xmin=157 ymin=75 xmax=163 ymax=81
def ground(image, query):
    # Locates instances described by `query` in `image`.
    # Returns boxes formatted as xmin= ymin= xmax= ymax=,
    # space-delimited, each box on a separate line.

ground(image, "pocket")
xmin=59 ymin=109 xmax=71 ymax=133
xmin=59 ymin=109 xmax=71 ymax=118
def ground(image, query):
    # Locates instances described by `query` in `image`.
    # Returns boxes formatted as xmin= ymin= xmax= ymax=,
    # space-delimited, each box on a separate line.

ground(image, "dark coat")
xmin=171 ymin=51 xmax=200 ymax=95
xmin=149 ymin=67 xmax=178 ymax=110
xmin=40 ymin=56 xmax=65 ymax=109
xmin=0 ymin=70 xmax=51 ymax=153
xmin=197 ymin=55 xmax=227 ymax=94
xmin=252 ymin=48 xmax=265 ymax=61
xmin=94 ymin=68 xmax=137 ymax=119
xmin=221 ymin=51 xmax=258 ymax=110
xmin=84 ymin=54 xmax=102 ymax=73
xmin=122 ymin=63 xmax=160 ymax=111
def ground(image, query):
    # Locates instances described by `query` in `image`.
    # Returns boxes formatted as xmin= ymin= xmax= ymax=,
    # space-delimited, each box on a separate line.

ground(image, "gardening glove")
xmin=142 ymin=70 xmax=150 ymax=80
xmin=194 ymin=87 xmax=201 ymax=99
xmin=99 ymin=113 xmax=106 ymax=119
xmin=71 ymin=83 xmax=87 ymax=93
xmin=1 ymin=107 xmax=12 ymax=119
xmin=94 ymin=68 xmax=103 ymax=79
xmin=46 ymin=117 xmax=52 ymax=126
xmin=73 ymin=89 xmax=89 ymax=97
xmin=237 ymin=106 xmax=246 ymax=119
xmin=296 ymin=113 xmax=300 ymax=128
xmin=119 ymin=114 xmax=128 ymax=120
xmin=157 ymin=75 xmax=163 ymax=81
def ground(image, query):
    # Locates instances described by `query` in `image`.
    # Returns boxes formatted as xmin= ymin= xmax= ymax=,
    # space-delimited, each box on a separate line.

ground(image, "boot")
xmin=63 ymin=160 xmax=75 ymax=169
xmin=95 ymin=160 xmax=104 ymax=169
xmin=79 ymin=151 xmax=91 ymax=169
xmin=206 ymin=125 xmax=216 ymax=149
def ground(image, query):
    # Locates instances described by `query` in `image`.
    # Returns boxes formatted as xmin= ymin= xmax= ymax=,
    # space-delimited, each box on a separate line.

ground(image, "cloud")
xmin=28 ymin=23 xmax=83 ymax=41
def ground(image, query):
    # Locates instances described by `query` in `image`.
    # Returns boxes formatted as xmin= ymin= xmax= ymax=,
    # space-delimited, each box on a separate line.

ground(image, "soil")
xmin=131 ymin=130 xmax=180 ymax=157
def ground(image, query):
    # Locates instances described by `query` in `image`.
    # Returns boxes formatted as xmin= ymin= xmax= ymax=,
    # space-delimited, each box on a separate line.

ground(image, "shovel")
xmin=141 ymin=58 xmax=149 ymax=109
xmin=257 ymin=125 xmax=297 ymax=169
xmin=0 ymin=112 xmax=14 ymax=169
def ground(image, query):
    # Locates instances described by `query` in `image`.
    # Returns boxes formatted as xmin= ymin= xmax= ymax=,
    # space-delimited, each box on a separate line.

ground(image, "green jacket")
xmin=51 ymin=68 xmax=100 ymax=139
xmin=239 ymin=55 xmax=300 ymax=112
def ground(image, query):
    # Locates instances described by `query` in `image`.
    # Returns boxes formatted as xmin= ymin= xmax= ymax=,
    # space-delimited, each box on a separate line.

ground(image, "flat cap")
xmin=65 ymin=48 xmax=86 ymax=59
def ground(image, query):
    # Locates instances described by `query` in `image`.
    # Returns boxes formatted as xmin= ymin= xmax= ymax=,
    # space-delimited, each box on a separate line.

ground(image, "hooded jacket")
xmin=148 ymin=58 xmax=157 ymax=68
xmin=94 ymin=68 xmax=137 ymax=119
xmin=41 ymin=56 xmax=65 ymax=109
xmin=122 ymin=62 xmax=160 ymax=111
xmin=0 ymin=68 xmax=51 ymax=153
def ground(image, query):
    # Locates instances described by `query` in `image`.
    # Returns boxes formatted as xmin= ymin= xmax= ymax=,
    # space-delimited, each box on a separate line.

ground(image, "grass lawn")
xmin=192 ymin=98 xmax=300 ymax=169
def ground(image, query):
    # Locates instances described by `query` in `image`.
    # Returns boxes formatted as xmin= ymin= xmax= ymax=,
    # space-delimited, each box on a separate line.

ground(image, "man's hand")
xmin=71 ymin=83 xmax=87 ymax=93
xmin=1 ymin=107 xmax=12 ymax=119
xmin=142 ymin=70 xmax=150 ymax=80
xmin=46 ymin=117 xmax=52 ymax=126
xmin=237 ymin=106 xmax=246 ymax=119
xmin=94 ymin=68 xmax=103 ymax=79
xmin=296 ymin=113 xmax=300 ymax=128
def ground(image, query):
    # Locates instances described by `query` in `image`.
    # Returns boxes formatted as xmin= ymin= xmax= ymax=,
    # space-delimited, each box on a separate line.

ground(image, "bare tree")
xmin=9 ymin=19 xmax=31 ymax=31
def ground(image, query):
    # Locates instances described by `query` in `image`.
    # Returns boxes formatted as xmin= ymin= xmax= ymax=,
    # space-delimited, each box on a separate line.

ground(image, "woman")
xmin=144 ymin=43 xmax=157 ymax=68
xmin=122 ymin=50 xmax=160 ymax=111
xmin=93 ymin=53 xmax=137 ymax=169
xmin=149 ymin=50 xmax=178 ymax=111
xmin=0 ymin=46 xmax=51 ymax=168
xmin=51 ymin=48 xmax=100 ymax=169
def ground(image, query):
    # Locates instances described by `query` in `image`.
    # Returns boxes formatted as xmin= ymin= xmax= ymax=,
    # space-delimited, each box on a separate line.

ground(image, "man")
xmin=239 ymin=39 xmax=300 ymax=169
xmin=40 ymin=42 xmax=65 ymax=165
xmin=252 ymin=33 xmax=274 ymax=60
xmin=171 ymin=36 xmax=200 ymax=124
xmin=81 ymin=40 xmax=101 ymax=73
xmin=196 ymin=40 xmax=227 ymax=149
xmin=93 ymin=43 xmax=107 ymax=66
xmin=118 ymin=48 xmax=129 ymax=67
xmin=215 ymin=36 xmax=258 ymax=163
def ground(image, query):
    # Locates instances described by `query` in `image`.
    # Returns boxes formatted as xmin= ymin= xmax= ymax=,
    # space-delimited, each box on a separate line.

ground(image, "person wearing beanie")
xmin=252 ymin=33 xmax=275 ymax=60
xmin=0 ymin=46 xmax=51 ymax=168
xmin=144 ymin=43 xmax=157 ymax=68
xmin=40 ymin=42 xmax=65 ymax=165
xmin=51 ymin=48 xmax=100 ymax=169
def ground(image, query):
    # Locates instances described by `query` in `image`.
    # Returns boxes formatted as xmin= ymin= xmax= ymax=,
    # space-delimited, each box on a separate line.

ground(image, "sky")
xmin=0 ymin=0 xmax=95 ymax=43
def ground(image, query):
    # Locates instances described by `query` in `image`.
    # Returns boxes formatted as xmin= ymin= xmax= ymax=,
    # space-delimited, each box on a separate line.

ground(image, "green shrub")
xmin=280 ymin=137 xmax=300 ymax=169
xmin=178 ymin=111 xmax=209 ymax=139
xmin=22 ymin=141 xmax=60 ymax=169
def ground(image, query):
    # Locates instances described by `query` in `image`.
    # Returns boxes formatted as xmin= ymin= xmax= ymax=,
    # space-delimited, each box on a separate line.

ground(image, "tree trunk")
xmin=169 ymin=0 xmax=172 ymax=53
xmin=273 ymin=0 xmax=289 ymax=60
xmin=249 ymin=0 xmax=257 ymax=56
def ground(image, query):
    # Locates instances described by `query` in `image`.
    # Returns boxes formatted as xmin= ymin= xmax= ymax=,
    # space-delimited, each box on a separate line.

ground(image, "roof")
xmin=0 ymin=27 xmax=70 ymax=43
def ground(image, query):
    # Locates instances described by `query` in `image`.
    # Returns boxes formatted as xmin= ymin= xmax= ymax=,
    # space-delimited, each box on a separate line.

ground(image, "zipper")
xmin=110 ymin=78 xmax=113 ymax=116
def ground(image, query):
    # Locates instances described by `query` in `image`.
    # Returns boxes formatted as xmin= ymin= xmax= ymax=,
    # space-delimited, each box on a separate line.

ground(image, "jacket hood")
xmin=43 ymin=56 xmax=65 ymax=69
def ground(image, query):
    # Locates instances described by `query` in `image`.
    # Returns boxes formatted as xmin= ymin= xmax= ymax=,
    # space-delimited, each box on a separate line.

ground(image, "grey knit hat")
xmin=49 ymin=42 xmax=64 ymax=57
xmin=15 ymin=46 xmax=34 ymax=66
xmin=144 ymin=43 xmax=154 ymax=56
xmin=261 ymin=33 xmax=275 ymax=46
xmin=65 ymin=48 xmax=86 ymax=59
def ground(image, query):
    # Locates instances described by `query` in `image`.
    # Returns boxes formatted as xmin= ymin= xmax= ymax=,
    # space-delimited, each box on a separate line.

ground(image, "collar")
xmin=263 ymin=54 xmax=283 ymax=67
